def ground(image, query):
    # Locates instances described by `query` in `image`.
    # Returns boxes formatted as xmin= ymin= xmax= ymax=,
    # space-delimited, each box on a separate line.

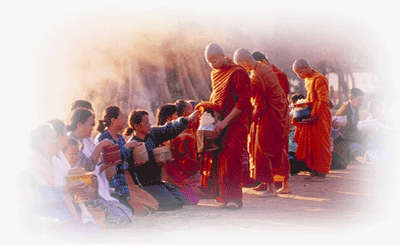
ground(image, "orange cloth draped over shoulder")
xmin=249 ymin=62 xmax=290 ymax=183
xmin=197 ymin=59 xmax=251 ymax=202
xmin=292 ymin=70 xmax=332 ymax=174
xmin=272 ymin=65 xmax=290 ymax=97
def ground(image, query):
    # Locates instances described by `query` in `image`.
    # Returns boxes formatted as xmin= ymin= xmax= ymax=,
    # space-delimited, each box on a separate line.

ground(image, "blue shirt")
xmin=95 ymin=131 xmax=133 ymax=199
xmin=127 ymin=117 xmax=189 ymax=186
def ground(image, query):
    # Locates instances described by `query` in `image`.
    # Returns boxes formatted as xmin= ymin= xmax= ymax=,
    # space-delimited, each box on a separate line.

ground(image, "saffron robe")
xmin=293 ymin=70 xmax=332 ymax=174
xmin=249 ymin=62 xmax=290 ymax=183
xmin=162 ymin=133 xmax=200 ymax=204
xmin=272 ymin=65 xmax=290 ymax=97
xmin=197 ymin=59 xmax=251 ymax=202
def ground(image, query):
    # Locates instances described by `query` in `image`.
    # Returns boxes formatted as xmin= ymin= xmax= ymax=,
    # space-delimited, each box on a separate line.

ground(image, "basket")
xmin=65 ymin=169 xmax=93 ymax=203
xmin=197 ymin=129 xmax=221 ymax=153
xmin=133 ymin=142 xmax=149 ymax=166
xmin=153 ymin=145 xmax=173 ymax=163
xmin=103 ymin=144 xmax=121 ymax=164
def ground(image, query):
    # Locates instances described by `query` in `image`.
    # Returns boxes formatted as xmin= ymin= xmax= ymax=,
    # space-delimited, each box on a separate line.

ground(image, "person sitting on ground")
xmin=67 ymin=108 xmax=133 ymax=228
xmin=95 ymin=105 xmax=159 ymax=216
xmin=333 ymin=88 xmax=367 ymax=165
xmin=24 ymin=123 xmax=96 ymax=230
xmin=63 ymin=138 xmax=80 ymax=168
xmin=124 ymin=108 xmax=200 ymax=211
xmin=156 ymin=103 xmax=201 ymax=204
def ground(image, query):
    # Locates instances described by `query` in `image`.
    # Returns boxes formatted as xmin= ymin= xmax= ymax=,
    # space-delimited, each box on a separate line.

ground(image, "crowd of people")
xmin=18 ymin=43 xmax=392 ymax=233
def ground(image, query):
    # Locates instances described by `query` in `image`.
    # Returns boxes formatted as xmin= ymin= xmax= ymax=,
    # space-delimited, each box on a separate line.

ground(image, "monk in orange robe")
xmin=252 ymin=51 xmax=290 ymax=97
xmin=198 ymin=43 xmax=251 ymax=209
xmin=292 ymin=59 xmax=332 ymax=179
xmin=234 ymin=48 xmax=291 ymax=196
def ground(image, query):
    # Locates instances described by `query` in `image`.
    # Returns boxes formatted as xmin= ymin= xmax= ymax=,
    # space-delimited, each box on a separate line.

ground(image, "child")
xmin=63 ymin=138 xmax=80 ymax=168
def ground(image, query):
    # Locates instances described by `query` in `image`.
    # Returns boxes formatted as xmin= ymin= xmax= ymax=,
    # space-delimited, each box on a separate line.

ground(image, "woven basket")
xmin=152 ymin=145 xmax=172 ymax=163
xmin=133 ymin=142 xmax=149 ymax=166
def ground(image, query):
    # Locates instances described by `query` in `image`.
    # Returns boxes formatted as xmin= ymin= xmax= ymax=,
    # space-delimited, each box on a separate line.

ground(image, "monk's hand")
xmin=214 ymin=120 xmax=228 ymax=135
xmin=301 ymin=115 xmax=319 ymax=124
xmin=187 ymin=110 xmax=201 ymax=122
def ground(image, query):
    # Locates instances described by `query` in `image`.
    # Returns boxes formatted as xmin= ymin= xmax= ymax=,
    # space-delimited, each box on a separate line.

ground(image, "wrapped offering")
xmin=65 ymin=168 xmax=93 ymax=203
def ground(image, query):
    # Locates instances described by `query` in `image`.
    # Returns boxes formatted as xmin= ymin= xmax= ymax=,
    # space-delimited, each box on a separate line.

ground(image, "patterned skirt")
xmin=88 ymin=194 xmax=133 ymax=228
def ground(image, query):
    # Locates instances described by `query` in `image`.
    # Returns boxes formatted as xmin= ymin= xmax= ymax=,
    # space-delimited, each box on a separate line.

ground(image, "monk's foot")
xmin=218 ymin=199 xmax=243 ymax=209
xmin=252 ymin=182 xmax=269 ymax=191
xmin=305 ymin=170 xmax=318 ymax=181
xmin=277 ymin=186 xmax=292 ymax=194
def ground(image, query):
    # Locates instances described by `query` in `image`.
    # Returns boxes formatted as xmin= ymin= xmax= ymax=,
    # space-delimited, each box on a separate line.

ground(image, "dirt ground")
xmin=17 ymin=161 xmax=398 ymax=245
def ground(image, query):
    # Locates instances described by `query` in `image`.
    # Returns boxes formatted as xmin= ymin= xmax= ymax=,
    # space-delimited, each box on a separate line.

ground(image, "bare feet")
xmin=252 ymin=182 xmax=269 ymax=191
xmin=277 ymin=181 xmax=292 ymax=194
xmin=251 ymin=183 xmax=277 ymax=197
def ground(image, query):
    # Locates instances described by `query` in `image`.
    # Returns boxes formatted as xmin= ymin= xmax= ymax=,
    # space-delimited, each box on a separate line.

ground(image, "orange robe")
xmin=292 ymin=70 xmax=332 ymax=174
xmin=197 ymin=59 xmax=251 ymax=203
xmin=272 ymin=65 xmax=290 ymax=97
xmin=249 ymin=62 xmax=290 ymax=183
xmin=163 ymin=133 xmax=199 ymax=188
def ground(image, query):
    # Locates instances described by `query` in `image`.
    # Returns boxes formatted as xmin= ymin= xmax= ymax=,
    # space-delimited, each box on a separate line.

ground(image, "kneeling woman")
xmin=124 ymin=109 xmax=200 ymax=211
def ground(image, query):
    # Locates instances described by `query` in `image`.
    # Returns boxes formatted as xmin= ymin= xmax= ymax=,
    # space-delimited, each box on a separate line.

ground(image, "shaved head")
xmin=233 ymin=48 xmax=256 ymax=71
xmin=205 ymin=43 xmax=224 ymax=58
xmin=292 ymin=59 xmax=313 ymax=79
xmin=252 ymin=51 xmax=269 ymax=63
xmin=204 ymin=43 xmax=226 ymax=69
xmin=292 ymin=59 xmax=310 ymax=71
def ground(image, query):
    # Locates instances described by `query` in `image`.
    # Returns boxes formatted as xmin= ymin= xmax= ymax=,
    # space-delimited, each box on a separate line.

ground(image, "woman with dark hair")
xmin=124 ymin=108 xmax=200 ymax=211
xmin=156 ymin=103 xmax=178 ymax=126
xmin=156 ymin=104 xmax=201 ymax=205
xmin=94 ymin=106 xmax=146 ymax=214
xmin=67 ymin=108 xmax=133 ymax=228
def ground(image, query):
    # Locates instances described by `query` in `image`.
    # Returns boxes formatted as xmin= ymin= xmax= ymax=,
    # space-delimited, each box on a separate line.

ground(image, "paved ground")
xmin=103 ymin=161 xmax=397 ymax=245
xmin=16 ymin=161 xmax=398 ymax=245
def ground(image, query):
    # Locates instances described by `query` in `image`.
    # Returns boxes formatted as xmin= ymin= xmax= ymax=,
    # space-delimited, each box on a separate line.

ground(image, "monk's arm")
xmin=214 ymin=108 xmax=242 ymax=133
xmin=214 ymin=70 xmax=250 ymax=132
xmin=251 ymin=79 xmax=267 ymax=121
xmin=310 ymin=78 xmax=330 ymax=118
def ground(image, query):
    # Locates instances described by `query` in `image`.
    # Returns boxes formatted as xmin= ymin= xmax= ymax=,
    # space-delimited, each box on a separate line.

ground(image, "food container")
xmin=103 ymin=144 xmax=121 ymax=164
xmin=197 ymin=127 xmax=221 ymax=153
xmin=133 ymin=142 xmax=149 ymax=166
xmin=197 ymin=109 xmax=221 ymax=153
xmin=152 ymin=145 xmax=173 ymax=163
xmin=65 ymin=168 xmax=93 ymax=203
xmin=293 ymin=106 xmax=311 ymax=122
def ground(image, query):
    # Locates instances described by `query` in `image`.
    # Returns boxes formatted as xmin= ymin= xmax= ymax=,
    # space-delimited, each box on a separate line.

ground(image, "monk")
xmin=198 ymin=43 xmax=251 ymax=209
xmin=252 ymin=51 xmax=290 ymax=97
xmin=234 ymin=48 xmax=291 ymax=196
xmin=292 ymin=59 xmax=332 ymax=180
